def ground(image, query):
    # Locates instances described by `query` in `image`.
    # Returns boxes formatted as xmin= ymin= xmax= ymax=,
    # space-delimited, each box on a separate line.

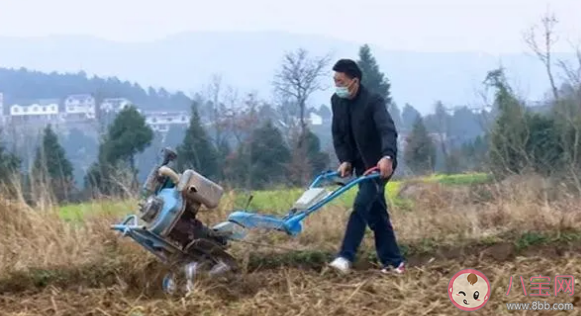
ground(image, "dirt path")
xmin=2 ymin=240 xmax=581 ymax=315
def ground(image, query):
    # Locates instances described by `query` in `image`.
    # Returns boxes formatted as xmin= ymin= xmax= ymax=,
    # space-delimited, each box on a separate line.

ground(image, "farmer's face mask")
xmin=335 ymin=86 xmax=350 ymax=98
xmin=335 ymin=78 xmax=357 ymax=99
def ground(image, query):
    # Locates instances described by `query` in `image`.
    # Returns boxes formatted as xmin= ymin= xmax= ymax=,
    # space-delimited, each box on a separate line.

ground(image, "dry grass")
xmin=2 ymin=257 xmax=581 ymax=316
xmin=1 ymin=174 xmax=581 ymax=315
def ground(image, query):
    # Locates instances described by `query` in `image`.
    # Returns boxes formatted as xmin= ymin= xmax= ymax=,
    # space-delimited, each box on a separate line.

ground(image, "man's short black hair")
xmin=332 ymin=59 xmax=362 ymax=80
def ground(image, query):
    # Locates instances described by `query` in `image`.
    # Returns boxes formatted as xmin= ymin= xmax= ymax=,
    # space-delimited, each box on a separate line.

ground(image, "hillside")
xmin=0 ymin=31 xmax=576 ymax=114
xmin=0 ymin=68 xmax=192 ymax=113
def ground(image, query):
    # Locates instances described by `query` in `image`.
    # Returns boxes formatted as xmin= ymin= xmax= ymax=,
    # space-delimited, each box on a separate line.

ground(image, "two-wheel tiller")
xmin=111 ymin=147 xmax=381 ymax=293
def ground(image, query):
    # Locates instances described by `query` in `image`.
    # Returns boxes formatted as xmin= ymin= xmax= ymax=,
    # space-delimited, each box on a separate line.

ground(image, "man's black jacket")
xmin=331 ymin=85 xmax=398 ymax=174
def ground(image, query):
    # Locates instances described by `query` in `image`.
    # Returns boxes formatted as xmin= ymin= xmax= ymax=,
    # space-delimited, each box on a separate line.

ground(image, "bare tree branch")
xmin=557 ymin=40 xmax=581 ymax=87
xmin=272 ymin=48 xmax=331 ymax=142
xmin=523 ymin=10 xmax=560 ymax=100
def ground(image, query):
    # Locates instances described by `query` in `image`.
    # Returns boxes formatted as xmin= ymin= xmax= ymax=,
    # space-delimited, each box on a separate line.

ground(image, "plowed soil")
xmin=1 ymin=242 xmax=581 ymax=316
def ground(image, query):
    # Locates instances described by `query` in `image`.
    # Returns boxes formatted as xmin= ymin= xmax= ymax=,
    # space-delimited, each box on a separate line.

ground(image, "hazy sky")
xmin=0 ymin=0 xmax=579 ymax=53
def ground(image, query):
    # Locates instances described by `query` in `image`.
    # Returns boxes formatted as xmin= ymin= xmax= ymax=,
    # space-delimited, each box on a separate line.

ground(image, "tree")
xmin=522 ymin=112 xmax=561 ymax=175
xmin=403 ymin=116 xmax=436 ymax=175
xmin=286 ymin=128 xmax=330 ymax=186
xmin=273 ymin=48 xmax=331 ymax=144
xmin=305 ymin=129 xmax=330 ymax=176
xmin=225 ymin=92 xmax=261 ymax=147
xmin=357 ymin=44 xmax=392 ymax=104
xmin=101 ymin=106 xmax=153 ymax=170
xmin=432 ymin=101 xmax=454 ymax=173
xmin=204 ymin=75 xmax=234 ymax=159
xmin=32 ymin=124 xmax=75 ymax=202
xmin=523 ymin=9 xmax=559 ymax=101
xmin=164 ymin=125 xmax=187 ymax=149
xmin=135 ymin=130 xmax=164 ymax=183
xmin=460 ymin=135 xmax=489 ymax=171
xmin=401 ymin=103 xmax=422 ymax=132
xmin=273 ymin=48 xmax=331 ymax=186
xmin=85 ymin=105 xmax=153 ymax=196
xmin=0 ymin=140 xmax=21 ymax=192
xmin=222 ymin=94 xmax=267 ymax=188
xmin=176 ymin=101 xmax=219 ymax=180
xmin=388 ymin=102 xmax=403 ymax=131
xmin=227 ymin=120 xmax=291 ymax=189
xmin=317 ymin=104 xmax=332 ymax=122
xmin=485 ymin=68 xmax=530 ymax=176
xmin=62 ymin=127 xmax=99 ymax=188
xmin=247 ymin=120 xmax=291 ymax=189
xmin=484 ymin=68 xmax=564 ymax=178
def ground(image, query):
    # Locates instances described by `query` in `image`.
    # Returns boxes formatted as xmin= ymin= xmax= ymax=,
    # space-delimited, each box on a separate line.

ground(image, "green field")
xmin=58 ymin=172 xmax=491 ymax=220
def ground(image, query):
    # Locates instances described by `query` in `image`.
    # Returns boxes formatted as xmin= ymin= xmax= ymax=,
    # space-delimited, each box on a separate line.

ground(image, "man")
xmin=328 ymin=59 xmax=405 ymax=275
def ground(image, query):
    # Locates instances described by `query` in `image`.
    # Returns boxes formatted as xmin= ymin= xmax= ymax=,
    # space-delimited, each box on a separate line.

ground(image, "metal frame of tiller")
xmin=111 ymin=214 xmax=183 ymax=263
xmin=212 ymin=166 xmax=381 ymax=239
xmin=111 ymin=165 xmax=382 ymax=267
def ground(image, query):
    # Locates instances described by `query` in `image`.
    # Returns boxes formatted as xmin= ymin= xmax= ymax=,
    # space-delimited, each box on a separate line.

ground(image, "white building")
xmin=100 ymin=98 xmax=132 ymax=113
xmin=144 ymin=111 xmax=190 ymax=132
xmin=64 ymin=94 xmax=96 ymax=120
xmin=309 ymin=112 xmax=323 ymax=126
xmin=10 ymin=99 xmax=61 ymax=124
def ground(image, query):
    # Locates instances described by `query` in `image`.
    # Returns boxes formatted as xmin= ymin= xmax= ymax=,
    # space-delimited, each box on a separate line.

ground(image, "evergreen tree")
xmin=404 ymin=116 xmax=436 ymax=175
xmin=388 ymin=102 xmax=403 ymax=131
xmin=401 ymin=103 xmax=422 ymax=132
xmin=483 ymin=68 xmax=566 ymax=177
xmin=62 ymin=127 xmax=98 ymax=189
xmin=0 ymin=140 xmax=21 ymax=190
xmin=32 ymin=124 xmax=75 ymax=202
xmin=357 ymin=44 xmax=392 ymax=104
xmin=485 ymin=68 xmax=530 ymax=176
xmin=431 ymin=101 xmax=455 ymax=173
xmin=101 ymin=106 xmax=154 ymax=169
xmin=85 ymin=105 xmax=153 ymax=196
xmin=305 ymin=129 xmax=330 ymax=176
xmin=248 ymin=120 xmax=291 ymax=189
xmin=165 ymin=125 xmax=186 ymax=149
xmin=522 ymin=112 xmax=561 ymax=175
xmin=135 ymin=130 xmax=164 ymax=183
xmin=176 ymin=101 xmax=219 ymax=179
xmin=224 ymin=144 xmax=250 ymax=189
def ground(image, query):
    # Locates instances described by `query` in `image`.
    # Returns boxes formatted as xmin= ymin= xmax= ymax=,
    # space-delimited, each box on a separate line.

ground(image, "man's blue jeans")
xmin=338 ymin=177 xmax=404 ymax=268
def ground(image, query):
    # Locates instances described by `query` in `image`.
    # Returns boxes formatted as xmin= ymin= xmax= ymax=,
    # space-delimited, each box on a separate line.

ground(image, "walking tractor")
xmin=111 ymin=147 xmax=381 ymax=293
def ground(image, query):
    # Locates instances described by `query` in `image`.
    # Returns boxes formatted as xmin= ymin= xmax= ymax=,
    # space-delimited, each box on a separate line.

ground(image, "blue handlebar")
xmin=293 ymin=169 xmax=382 ymax=221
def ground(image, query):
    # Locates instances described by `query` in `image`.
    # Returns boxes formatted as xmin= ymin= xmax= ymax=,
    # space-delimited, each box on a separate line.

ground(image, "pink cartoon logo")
xmin=448 ymin=269 xmax=491 ymax=311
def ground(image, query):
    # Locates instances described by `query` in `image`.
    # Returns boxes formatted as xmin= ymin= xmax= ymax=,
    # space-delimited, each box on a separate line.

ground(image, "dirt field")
xmin=2 ymin=247 xmax=580 ymax=316
xmin=2 ymin=175 xmax=581 ymax=315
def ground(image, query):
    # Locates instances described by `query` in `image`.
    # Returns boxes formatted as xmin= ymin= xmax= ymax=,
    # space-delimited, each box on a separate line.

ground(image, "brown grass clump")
xmin=1 ymin=174 xmax=581 ymax=315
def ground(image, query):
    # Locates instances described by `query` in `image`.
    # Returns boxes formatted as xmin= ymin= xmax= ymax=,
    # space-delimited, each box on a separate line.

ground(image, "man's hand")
xmin=337 ymin=162 xmax=352 ymax=177
xmin=377 ymin=157 xmax=393 ymax=179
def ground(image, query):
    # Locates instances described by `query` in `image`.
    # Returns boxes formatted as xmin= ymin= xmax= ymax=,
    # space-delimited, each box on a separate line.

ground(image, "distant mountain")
xmin=0 ymin=31 xmax=576 ymax=114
